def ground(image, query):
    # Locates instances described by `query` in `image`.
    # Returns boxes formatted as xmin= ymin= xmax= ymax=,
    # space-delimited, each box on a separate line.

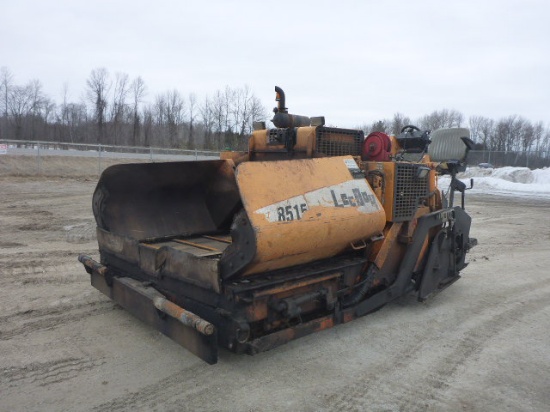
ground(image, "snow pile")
xmin=438 ymin=166 xmax=550 ymax=199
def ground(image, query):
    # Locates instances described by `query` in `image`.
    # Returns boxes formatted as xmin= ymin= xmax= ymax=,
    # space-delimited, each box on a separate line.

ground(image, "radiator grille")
xmin=315 ymin=127 xmax=363 ymax=157
xmin=393 ymin=163 xmax=430 ymax=221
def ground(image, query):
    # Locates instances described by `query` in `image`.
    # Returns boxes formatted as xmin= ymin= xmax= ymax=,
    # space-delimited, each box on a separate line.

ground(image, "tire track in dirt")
xmin=92 ymin=364 xmax=218 ymax=412
xmin=0 ymin=299 xmax=114 ymax=341
xmin=0 ymin=357 xmax=106 ymax=389
xmin=0 ymin=249 xmax=97 ymax=264
xmin=91 ymin=280 xmax=550 ymax=412
xmin=1 ymin=263 xmax=87 ymax=285
xmin=0 ymin=249 xmax=97 ymax=282
xmin=320 ymin=286 xmax=550 ymax=412
xmin=0 ymin=264 xmax=96 ymax=295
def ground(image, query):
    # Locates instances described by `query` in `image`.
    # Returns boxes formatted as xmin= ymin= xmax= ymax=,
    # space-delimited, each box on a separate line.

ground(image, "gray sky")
xmin=2 ymin=0 xmax=549 ymax=128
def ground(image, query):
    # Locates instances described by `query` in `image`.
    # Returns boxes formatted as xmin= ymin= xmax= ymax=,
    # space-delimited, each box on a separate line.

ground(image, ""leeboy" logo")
xmin=331 ymin=187 xmax=378 ymax=208
xmin=255 ymin=179 xmax=381 ymax=223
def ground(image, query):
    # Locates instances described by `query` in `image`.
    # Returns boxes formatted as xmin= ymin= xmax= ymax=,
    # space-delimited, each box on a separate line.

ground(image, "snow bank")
xmin=438 ymin=166 xmax=550 ymax=199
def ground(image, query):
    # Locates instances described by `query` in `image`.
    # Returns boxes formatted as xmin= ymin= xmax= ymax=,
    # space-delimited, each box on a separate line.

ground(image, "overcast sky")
xmin=2 ymin=0 xmax=549 ymax=128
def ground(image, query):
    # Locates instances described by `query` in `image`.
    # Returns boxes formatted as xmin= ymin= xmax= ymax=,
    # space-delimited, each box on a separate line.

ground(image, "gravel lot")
xmin=1 ymin=171 xmax=549 ymax=412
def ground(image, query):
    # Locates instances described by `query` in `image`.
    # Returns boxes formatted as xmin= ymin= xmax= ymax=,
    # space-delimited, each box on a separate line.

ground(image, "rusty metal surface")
xmin=172 ymin=238 xmax=224 ymax=253
xmin=246 ymin=314 xmax=336 ymax=354
xmin=79 ymin=254 xmax=108 ymax=277
xmin=82 ymin=256 xmax=218 ymax=364
xmin=225 ymin=255 xmax=366 ymax=296
xmin=113 ymin=277 xmax=218 ymax=364
xmin=96 ymin=228 xmax=140 ymax=263
xmin=93 ymin=160 xmax=241 ymax=240
xmin=152 ymin=296 xmax=214 ymax=336
xmin=138 ymin=238 xmax=222 ymax=292
xmin=80 ymin=202 xmax=474 ymax=361
xmin=218 ymin=209 xmax=257 ymax=279
xmin=83 ymin=255 xmax=216 ymax=337
xmin=252 ymin=272 xmax=340 ymax=298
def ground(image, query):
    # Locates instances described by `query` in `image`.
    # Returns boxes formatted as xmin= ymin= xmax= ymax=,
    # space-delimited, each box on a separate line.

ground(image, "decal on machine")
xmin=343 ymin=158 xmax=364 ymax=179
xmin=255 ymin=179 xmax=380 ymax=222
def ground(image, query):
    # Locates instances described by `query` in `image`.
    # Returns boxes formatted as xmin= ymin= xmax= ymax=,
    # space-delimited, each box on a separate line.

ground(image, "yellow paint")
xmin=364 ymin=161 xmax=396 ymax=220
xmin=248 ymin=127 xmax=316 ymax=157
xmin=235 ymin=156 xmax=386 ymax=276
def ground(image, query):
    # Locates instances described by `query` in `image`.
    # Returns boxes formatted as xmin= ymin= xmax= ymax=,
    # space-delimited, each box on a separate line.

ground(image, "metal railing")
xmin=0 ymin=139 xmax=221 ymax=176
xmin=2 ymin=140 xmax=550 ymax=176
xmin=467 ymin=150 xmax=550 ymax=169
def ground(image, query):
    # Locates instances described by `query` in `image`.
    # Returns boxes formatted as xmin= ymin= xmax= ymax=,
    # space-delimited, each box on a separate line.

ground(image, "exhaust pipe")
xmin=271 ymin=86 xmax=310 ymax=128
xmin=275 ymin=86 xmax=287 ymax=113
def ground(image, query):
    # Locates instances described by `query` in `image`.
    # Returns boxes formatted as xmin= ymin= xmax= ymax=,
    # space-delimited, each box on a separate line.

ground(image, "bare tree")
xmin=6 ymin=66 xmax=550 ymax=167
xmin=64 ymin=102 xmax=88 ymax=143
xmin=235 ymin=85 xmax=266 ymax=137
xmin=28 ymin=79 xmax=46 ymax=140
xmin=165 ymin=89 xmax=186 ymax=147
xmin=59 ymin=83 xmax=70 ymax=142
xmin=497 ymin=115 xmax=519 ymax=152
xmin=418 ymin=109 xmax=464 ymax=130
xmin=153 ymin=90 xmax=186 ymax=147
xmin=8 ymin=83 xmax=34 ymax=140
xmin=110 ymin=72 xmax=130 ymax=145
xmin=390 ymin=113 xmax=412 ymax=135
xmin=492 ymin=115 xmax=523 ymax=152
xmin=469 ymin=116 xmax=494 ymax=149
xmin=206 ymin=86 xmax=266 ymax=150
xmin=86 ymin=68 xmax=110 ymax=144
xmin=130 ymin=76 xmax=146 ymax=146
xmin=371 ymin=120 xmax=390 ymax=134
xmin=211 ymin=90 xmax=225 ymax=149
xmin=223 ymin=86 xmax=235 ymax=136
xmin=520 ymin=120 xmax=535 ymax=153
xmin=0 ymin=67 xmax=14 ymax=138
xmin=188 ymin=93 xmax=197 ymax=149
xmin=532 ymin=121 xmax=545 ymax=153
xmin=142 ymin=104 xmax=153 ymax=147
xmin=200 ymin=96 xmax=214 ymax=149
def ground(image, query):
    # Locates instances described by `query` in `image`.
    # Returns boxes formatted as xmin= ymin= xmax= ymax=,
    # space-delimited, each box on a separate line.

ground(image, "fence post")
xmin=150 ymin=146 xmax=153 ymax=163
xmin=195 ymin=148 xmax=198 ymax=160
xmin=98 ymin=144 xmax=102 ymax=176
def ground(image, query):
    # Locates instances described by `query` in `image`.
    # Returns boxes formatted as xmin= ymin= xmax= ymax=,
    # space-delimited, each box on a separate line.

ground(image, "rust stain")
xmin=153 ymin=297 xmax=214 ymax=336
xmin=253 ymin=272 xmax=341 ymax=298
xmin=173 ymin=238 xmax=220 ymax=252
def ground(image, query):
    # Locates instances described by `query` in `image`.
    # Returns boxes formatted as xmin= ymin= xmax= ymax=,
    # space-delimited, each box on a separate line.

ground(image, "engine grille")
xmin=268 ymin=128 xmax=291 ymax=144
xmin=315 ymin=127 xmax=363 ymax=157
xmin=393 ymin=163 xmax=430 ymax=221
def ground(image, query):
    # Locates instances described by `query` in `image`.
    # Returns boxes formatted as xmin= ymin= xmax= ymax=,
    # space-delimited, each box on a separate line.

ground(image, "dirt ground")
xmin=1 ymin=173 xmax=549 ymax=412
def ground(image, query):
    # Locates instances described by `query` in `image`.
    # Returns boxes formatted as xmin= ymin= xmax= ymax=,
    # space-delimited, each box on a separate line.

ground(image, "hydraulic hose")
xmin=342 ymin=266 xmax=378 ymax=308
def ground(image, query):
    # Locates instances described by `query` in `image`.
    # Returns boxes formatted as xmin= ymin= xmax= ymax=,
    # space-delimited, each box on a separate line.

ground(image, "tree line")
xmin=2 ymin=66 xmax=550 ymax=158
xmin=0 ymin=67 xmax=267 ymax=151
xmin=360 ymin=109 xmax=550 ymax=155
